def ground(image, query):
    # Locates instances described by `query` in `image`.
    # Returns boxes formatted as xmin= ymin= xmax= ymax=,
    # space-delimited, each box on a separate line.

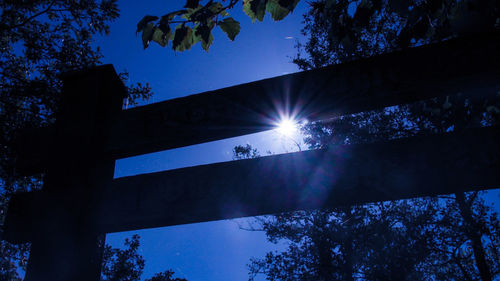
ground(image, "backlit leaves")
xmin=218 ymin=17 xmax=241 ymax=41
xmin=173 ymin=24 xmax=194 ymax=51
xmin=138 ymin=0 xmax=296 ymax=52
xmin=266 ymin=0 xmax=289 ymax=21
xmin=137 ymin=15 xmax=158 ymax=34
xmin=194 ymin=23 xmax=215 ymax=51
xmin=278 ymin=0 xmax=300 ymax=11
xmin=152 ymin=28 xmax=170 ymax=47
xmin=243 ymin=0 xmax=299 ymax=22
xmin=244 ymin=0 xmax=267 ymax=22
xmin=141 ymin=23 xmax=155 ymax=49
xmin=268 ymin=0 xmax=300 ymax=20
xmin=195 ymin=24 xmax=212 ymax=44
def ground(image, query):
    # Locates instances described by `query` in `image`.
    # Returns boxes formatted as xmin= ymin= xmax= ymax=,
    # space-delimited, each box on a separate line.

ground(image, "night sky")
xmin=92 ymin=1 xmax=500 ymax=281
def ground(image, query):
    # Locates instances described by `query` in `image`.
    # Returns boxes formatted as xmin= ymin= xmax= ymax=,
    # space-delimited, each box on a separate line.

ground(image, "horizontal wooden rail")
xmin=106 ymin=31 xmax=500 ymax=159
xmin=5 ymin=126 xmax=499 ymax=242
xmin=13 ymin=32 xmax=500 ymax=174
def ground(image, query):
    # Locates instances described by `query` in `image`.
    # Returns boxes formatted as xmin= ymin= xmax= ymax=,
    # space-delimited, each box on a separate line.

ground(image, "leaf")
xmin=137 ymin=15 xmax=158 ymax=34
xmin=207 ymin=2 xmax=224 ymax=13
xmin=184 ymin=0 xmax=199 ymax=9
xmin=243 ymin=0 xmax=267 ymax=22
xmin=172 ymin=24 xmax=194 ymax=51
xmin=218 ymin=17 xmax=241 ymax=41
xmin=162 ymin=10 xmax=186 ymax=22
xmin=196 ymin=31 xmax=214 ymax=51
xmin=195 ymin=24 xmax=212 ymax=44
xmin=152 ymin=28 xmax=170 ymax=47
xmin=194 ymin=21 xmax=215 ymax=51
xmin=158 ymin=16 xmax=171 ymax=35
xmin=142 ymin=23 xmax=155 ymax=49
xmin=266 ymin=0 xmax=290 ymax=21
xmin=184 ymin=6 xmax=204 ymax=21
xmin=201 ymin=33 xmax=214 ymax=51
xmin=278 ymin=0 xmax=300 ymax=11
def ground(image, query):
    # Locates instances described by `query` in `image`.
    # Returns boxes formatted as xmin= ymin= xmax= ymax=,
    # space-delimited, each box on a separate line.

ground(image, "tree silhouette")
xmin=239 ymin=2 xmax=499 ymax=277
xmin=0 ymin=1 xmax=152 ymax=278
xmin=293 ymin=0 xmax=500 ymax=70
xmin=145 ymin=270 xmax=188 ymax=281
xmin=244 ymin=103 xmax=499 ymax=280
xmin=100 ymin=235 xmax=188 ymax=281
xmin=101 ymin=235 xmax=145 ymax=281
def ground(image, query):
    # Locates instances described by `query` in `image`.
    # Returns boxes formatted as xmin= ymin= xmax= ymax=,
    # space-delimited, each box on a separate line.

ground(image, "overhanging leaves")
xmin=184 ymin=0 xmax=200 ymax=9
xmin=201 ymin=33 xmax=214 ymax=51
xmin=194 ymin=29 xmax=214 ymax=52
xmin=152 ymin=28 xmax=170 ymax=47
xmin=141 ymin=23 xmax=155 ymax=49
xmin=278 ymin=0 xmax=300 ymax=11
xmin=266 ymin=0 xmax=290 ymax=21
xmin=195 ymin=24 xmax=212 ymax=44
xmin=207 ymin=2 xmax=224 ymax=14
xmin=139 ymin=0 xmax=298 ymax=51
xmin=244 ymin=0 xmax=268 ymax=22
xmin=158 ymin=15 xmax=172 ymax=35
xmin=218 ymin=17 xmax=241 ymax=41
xmin=137 ymin=15 xmax=158 ymax=34
xmin=172 ymin=24 xmax=194 ymax=51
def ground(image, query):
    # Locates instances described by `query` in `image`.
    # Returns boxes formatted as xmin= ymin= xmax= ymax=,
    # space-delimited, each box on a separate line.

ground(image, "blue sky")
xmin=93 ymin=2 xmax=500 ymax=280
xmin=95 ymin=1 xmax=310 ymax=280
xmin=96 ymin=1 xmax=308 ymax=104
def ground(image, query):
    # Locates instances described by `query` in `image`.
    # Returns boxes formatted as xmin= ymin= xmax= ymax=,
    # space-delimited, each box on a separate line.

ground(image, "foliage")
xmin=428 ymin=192 xmax=500 ymax=280
xmin=137 ymin=0 xmax=300 ymax=51
xmin=101 ymin=235 xmax=145 ymax=281
xmin=239 ymin=8 xmax=500 ymax=274
xmin=0 ymin=1 xmax=152 ymax=279
xmin=0 ymin=0 xmax=154 ymax=203
xmin=0 ymin=0 xmax=153 ymax=184
xmin=233 ymin=144 xmax=261 ymax=160
xmin=145 ymin=270 xmax=188 ymax=281
xmin=293 ymin=0 xmax=500 ymax=69
xmin=100 ymin=235 xmax=188 ymax=281
xmin=247 ymin=201 xmax=440 ymax=280
xmin=141 ymin=0 xmax=500 ymax=56
xmin=244 ymin=98 xmax=499 ymax=280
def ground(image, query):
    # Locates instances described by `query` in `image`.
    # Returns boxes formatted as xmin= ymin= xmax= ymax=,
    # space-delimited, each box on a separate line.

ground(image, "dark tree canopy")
xmin=0 ymin=1 xmax=153 ymax=279
xmin=243 ymin=98 xmax=499 ymax=280
xmin=235 ymin=1 xmax=500 ymax=279
xmin=101 ymin=235 xmax=145 ymax=281
xmin=294 ymin=0 xmax=500 ymax=69
xmin=145 ymin=270 xmax=188 ymax=281
xmin=101 ymin=235 xmax=188 ymax=281
xmin=0 ymin=0 xmax=153 ymax=190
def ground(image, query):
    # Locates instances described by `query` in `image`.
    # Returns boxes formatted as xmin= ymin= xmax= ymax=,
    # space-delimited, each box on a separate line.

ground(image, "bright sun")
xmin=276 ymin=118 xmax=297 ymax=137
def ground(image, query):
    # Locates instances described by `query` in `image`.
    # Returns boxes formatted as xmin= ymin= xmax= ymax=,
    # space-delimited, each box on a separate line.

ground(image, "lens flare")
xmin=276 ymin=118 xmax=298 ymax=137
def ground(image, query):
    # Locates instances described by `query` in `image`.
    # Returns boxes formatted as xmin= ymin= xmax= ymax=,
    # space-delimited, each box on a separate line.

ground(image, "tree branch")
xmin=6 ymin=1 xmax=57 ymax=30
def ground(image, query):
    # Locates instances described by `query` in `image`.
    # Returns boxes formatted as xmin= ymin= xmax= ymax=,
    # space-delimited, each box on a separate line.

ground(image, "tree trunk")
xmin=455 ymin=192 xmax=492 ymax=281
xmin=343 ymin=208 xmax=355 ymax=281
